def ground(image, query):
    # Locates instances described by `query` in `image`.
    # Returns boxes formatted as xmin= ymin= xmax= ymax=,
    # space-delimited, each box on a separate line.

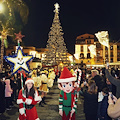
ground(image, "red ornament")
xmin=14 ymin=31 xmax=25 ymax=42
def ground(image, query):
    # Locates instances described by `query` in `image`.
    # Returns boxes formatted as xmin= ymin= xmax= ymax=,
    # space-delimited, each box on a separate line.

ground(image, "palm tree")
xmin=0 ymin=0 xmax=29 ymax=72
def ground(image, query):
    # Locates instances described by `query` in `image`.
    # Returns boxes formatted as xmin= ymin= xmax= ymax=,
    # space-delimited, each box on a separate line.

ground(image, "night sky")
xmin=22 ymin=0 xmax=120 ymax=54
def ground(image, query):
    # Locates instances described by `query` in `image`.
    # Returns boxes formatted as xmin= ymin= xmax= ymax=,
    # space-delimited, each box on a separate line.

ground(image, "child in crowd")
xmin=99 ymin=87 xmax=112 ymax=120
xmin=5 ymin=78 xmax=13 ymax=110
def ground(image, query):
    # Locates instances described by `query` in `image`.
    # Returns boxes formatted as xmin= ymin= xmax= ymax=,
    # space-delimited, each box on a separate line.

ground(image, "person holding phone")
xmin=107 ymin=92 xmax=120 ymax=119
xmin=105 ymin=65 xmax=120 ymax=98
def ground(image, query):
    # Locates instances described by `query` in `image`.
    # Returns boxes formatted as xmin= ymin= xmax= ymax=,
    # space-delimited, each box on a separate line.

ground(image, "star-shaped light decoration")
xmin=54 ymin=3 xmax=59 ymax=13
xmin=15 ymin=31 xmax=25 ymax=42
xmin=4 ymin=46 xmax=33 ymax=74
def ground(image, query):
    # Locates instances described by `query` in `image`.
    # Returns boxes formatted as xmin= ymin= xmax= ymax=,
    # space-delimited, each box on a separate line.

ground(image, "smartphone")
xmin=111 ymin=94 xmax=114 ymax=100
xmin=84 ymin=81 xmax=87 ymax=85
xmin=115 ymin=74 xmax=117 ymax=78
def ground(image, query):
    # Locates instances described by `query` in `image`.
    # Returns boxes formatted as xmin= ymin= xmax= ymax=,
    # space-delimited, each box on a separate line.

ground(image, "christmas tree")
xmin=44 ymin=3 xmax=68 ymax=65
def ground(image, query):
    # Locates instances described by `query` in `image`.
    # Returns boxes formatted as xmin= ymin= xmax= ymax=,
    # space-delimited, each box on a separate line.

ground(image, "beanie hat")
xmin=25 ymin=78 xmax=34 ymax=85
xmin=58 ymin=67 xmax=76 ymax=83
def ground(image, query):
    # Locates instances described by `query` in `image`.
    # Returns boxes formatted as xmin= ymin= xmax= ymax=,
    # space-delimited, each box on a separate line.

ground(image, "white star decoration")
xmin=54 ymin=3 xmax=59 ymax=13
xmin=4 ymin=47 xmax=33 ymax=74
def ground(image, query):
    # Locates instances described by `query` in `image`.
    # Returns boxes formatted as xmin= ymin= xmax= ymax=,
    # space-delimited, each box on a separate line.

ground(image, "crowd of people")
xmin=0 ymin=67 xmax=56 ymax=119
xmin=0 ymin=65 xmax=120 ymax=120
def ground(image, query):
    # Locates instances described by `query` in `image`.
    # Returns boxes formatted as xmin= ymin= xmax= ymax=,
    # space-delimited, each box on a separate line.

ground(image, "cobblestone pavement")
xmin=0 ymin=83 xmax=85 ymax=120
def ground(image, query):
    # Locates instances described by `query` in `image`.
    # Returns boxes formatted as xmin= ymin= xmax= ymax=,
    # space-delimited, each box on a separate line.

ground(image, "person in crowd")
xmin=31 ymin=70 xmax=38 ymax=88
xmin=5 ymin=75 xmax=13 ymax=110
xmin=106 ymin=78 xmax=112 ymax=92
xmin=17 ymin=73 xmax=22 ymax=94
xmin=37 ymin=66 xmax=41 ymax=76
xmin=31 ymin=70 xmax=37 ymax=78
xmin=91 ymin=69 xmax=109 ymax=119
xmin=110 ymin=67 xmax=117 ymax=96
xmin=91 ymin=69 xmax=106 ymax=92
xmin=115 ymin=68 xmax=119 ymax=79
xmin=10 ymin=75 xmax=17 ymax=103
xmin=105 ymin=66 xmax=120 ymax=98
xmin=0 ymin=74 xmax=6 ymax=114
xmin=81 ymin=69 xmax=86 ymax=83
xmin=99 ymin=87 xmax=112 ymax=120
xmin=39 ymin=71 xmax=49 ymax=107
xmin=54 ymin=66 xmax=58 ymax=82
xmin=17 ymin=78 xmax=42 ymax=120
xmin=107 ymin=92 xmax=120 ymax=119
xmin=80 ymin=80 xmax=98 ymax=120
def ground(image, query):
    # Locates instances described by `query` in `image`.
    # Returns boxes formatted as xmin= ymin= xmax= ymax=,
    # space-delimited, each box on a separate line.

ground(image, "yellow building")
xmin=75 ymin=33 xmax=120 ymax=66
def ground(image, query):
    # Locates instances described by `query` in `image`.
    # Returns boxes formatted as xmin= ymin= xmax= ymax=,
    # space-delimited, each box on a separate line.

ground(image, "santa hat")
xmin=58 ymin=67 xmax=76 ymax=83
xmin=25 ymin=78 xmax=34 ymax=85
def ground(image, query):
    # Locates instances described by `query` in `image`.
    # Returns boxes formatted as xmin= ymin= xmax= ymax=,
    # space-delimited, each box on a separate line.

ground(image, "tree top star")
xmin=54 ymin=3 xmax=59 ymax=13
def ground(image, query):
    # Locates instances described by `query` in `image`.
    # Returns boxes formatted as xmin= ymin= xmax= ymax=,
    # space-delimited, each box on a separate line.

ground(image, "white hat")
xmin=58 ymin=67 xmax=76 ymax=83
xmin=25 ymin=78 xmax=34 ymax=85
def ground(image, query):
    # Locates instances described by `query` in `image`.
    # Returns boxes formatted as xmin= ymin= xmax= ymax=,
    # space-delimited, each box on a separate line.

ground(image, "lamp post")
xmin=0 ymin=4 xmax=3 ymax=13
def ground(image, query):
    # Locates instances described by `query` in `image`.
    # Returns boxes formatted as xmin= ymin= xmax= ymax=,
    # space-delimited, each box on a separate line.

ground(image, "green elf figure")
xmin=58 ymin=67 xmax=77 ymax=120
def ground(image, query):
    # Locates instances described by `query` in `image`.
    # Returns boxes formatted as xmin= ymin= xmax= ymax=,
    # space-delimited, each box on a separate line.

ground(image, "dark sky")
xmin=22 ymin=0 xmax=120 ymax=54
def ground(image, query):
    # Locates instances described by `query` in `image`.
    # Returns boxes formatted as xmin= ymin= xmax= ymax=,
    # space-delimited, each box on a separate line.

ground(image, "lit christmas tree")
xmin=44 ymin=3 xmax=68 ymax=65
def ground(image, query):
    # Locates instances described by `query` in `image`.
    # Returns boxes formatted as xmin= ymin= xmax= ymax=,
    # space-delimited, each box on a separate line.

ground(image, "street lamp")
xmin=0 ymin=4 xmax=3 ymax=13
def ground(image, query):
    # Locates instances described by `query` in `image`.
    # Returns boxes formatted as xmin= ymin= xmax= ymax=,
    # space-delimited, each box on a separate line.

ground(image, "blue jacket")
xmin=100 ymin=95 xmax=112 ymax=120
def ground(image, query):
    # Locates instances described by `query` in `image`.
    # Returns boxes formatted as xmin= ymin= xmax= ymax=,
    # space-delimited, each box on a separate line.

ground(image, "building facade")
xmin=75 ymin=33 xmax=119 ymax=66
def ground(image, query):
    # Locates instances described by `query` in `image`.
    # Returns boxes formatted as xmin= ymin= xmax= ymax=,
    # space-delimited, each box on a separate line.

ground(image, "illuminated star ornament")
xmin=54 ymin=3 xmax=59 ymax=13
xmin=14 ymin=31 xmax=25 ymax=42
xmin=4 ymin=46 xmax=33 ymax=74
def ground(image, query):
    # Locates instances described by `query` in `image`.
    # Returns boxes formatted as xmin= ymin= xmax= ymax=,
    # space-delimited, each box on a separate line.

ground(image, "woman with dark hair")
xmin=17 ymin=78 xmax=42 ymax=120
xmin=80 ymin=80 xmax=98 ymax=120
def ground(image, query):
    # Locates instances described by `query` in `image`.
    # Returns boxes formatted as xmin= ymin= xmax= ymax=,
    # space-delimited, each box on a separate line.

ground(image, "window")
xmin=118 ymin=52 xmax=120 ymax=56
xmin=111 ymin=52 xmax=113 ymax=57
xmin=96 ymin=43 xmax=101 ymax=48
xmin=117 ymin=58 xmax=120 ymax=61
xmin=87 ymin=40 xmax=91 ymax=44
xmin=87 ymin=53 xmax=91 ymax=58
xmin=80 ymin=53 xmax=84 ymax=58
xmin=111 ymin=58 xmax=113 ymax=62
xmin=117 ymin=45 xmax=120 ymax=50
xmin=110 ymin=46 xmax=113 ymax=50
xmin=81 ymin=46 xmax=83 ymax=52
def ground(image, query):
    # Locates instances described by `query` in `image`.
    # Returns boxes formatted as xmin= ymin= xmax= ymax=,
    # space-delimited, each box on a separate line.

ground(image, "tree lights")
xmin=45 ymin=3 xmax=68 ymax=65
